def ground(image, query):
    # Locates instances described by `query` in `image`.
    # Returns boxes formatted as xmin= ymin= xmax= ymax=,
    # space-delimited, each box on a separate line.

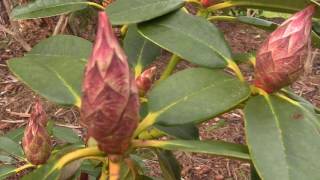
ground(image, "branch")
xmin=2 ymin=0 xmax=32 ymax=51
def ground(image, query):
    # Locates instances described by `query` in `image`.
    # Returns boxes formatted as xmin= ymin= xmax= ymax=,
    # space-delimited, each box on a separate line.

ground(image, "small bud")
xmin=80 ymin=12 xmax=140 ymax=154
xmin=201 ymin=0 xmax=216 ymax=7
xmin=22 ymin=101 xmax=51 ymax=165
xmin=254 ymin=5 xmax=315 ymax=93
xmin=136 ymin=66 xmax=157 ymax=96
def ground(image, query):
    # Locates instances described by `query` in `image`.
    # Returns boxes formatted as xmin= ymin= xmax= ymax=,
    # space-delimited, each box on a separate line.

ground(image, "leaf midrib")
xmin=152 ymin=78 xmax=235 ymax=114
xmin=264 ymin=95 xmax=290 ymax=179
xmin=149 ymin=23 xmax=230 ymax=63
xmin=108 ymin=0 xmax=182 ymax=17
xmin=13 ymin=2 xmax=87 ymax=16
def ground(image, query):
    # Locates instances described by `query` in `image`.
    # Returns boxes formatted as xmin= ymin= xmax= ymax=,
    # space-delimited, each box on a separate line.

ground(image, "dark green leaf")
xmin=124 ymin=25 xmax=161 ymax=76
xmin=52 ymin=126 xmax=82 ymax=144
xmin=11 ymin=0 xmax=88 ymax=20
xmin=156 ymin=149 xmax=181 ymax=180
xmin=0 ymin=165 xmax=16 ymax=179
xmin=0 ymin=155 xmax=16 ymax=164
xmin=139 ymin=11 xmax=232 ymax=68
xmin=148 ymin=68 xmax=250 ymax=125
xmin=244 ymin=95 xmax=320 ymax=180
xmin=0 ymin=137 xmax=24 ymax=158
xmin=106 ymin=0 xmax=185 ymax=25
xmin=218 ymin=0 xmax=320 ymax=18
xmin=155 ymin=124 xmax=199 ymax=140
xmin=8 ymin=35 xmax=92 ymax=106
xmin=5 ymin=127 xmax=24 ymax=142
xmin=143 ymin=140 xmax=250 ymax=160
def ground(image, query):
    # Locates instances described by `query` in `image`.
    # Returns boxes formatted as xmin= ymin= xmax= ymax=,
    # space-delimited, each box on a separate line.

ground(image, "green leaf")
xmin=244 ymin=95 xmax=320 ymax=180
xmin=236 ymin=16 xmax=278 ymax=31
xmin=52 ymin=126 xmax=82 ymax=144
xmin=11 ymin=0 xmax=88 ymax=20
xmin=8 ymin=35 xmax=92 ymax=106
xmin=105 ymin=0 xmax=185 ymax=25
xmin=124 ymin=25 xmax=161 ymax=76
xmin=148 ymin=68 xmax=250 ymax=125
xmin=138 ymin=10 xmax=232 ymax=68
xmin=232 ymin=52 xmax=256 ymax=64
xmin=140 ymin=140 xmax=250 ymax=160
xmin=0 ymin=155 xmax=16 ymax=164
xmin=0 ymin=165 xmax=16 ymax=179
xmin=155 ymin=149 xmax=181 ymax=180
xmin=0 ymin=137 xmax=24 ymax=158
xmin=5 ymin=127 xmax=24 ymax=142
xmin=219 ymin=0 xmax=320 ymax=18
xmin=155 ymin=124 xmax=199 ymax=140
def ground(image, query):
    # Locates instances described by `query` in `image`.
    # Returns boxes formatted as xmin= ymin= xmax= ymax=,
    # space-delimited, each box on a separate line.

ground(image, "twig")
xmin=55 ymin=123 xmax=82 ymax=129
xmin=1 ymin=119 xmax=26 ymax=123
xmin=53 ymin=15 xmax=67 ymax=35
xmin=2 ymin=0 xmax=31 ymax=51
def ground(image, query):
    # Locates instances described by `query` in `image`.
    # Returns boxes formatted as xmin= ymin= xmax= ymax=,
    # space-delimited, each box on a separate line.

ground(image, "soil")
xmin=1 ymin=2 xmax=320 ymax=180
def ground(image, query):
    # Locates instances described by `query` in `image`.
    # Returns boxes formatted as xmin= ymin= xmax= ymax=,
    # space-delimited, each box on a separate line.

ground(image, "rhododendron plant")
xmin=3 ymin=0 xmax=320 ymax=179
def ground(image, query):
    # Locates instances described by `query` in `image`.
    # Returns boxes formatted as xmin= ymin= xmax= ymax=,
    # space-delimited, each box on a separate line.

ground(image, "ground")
xmin=1 ymin=3 xmax=320 ymax=180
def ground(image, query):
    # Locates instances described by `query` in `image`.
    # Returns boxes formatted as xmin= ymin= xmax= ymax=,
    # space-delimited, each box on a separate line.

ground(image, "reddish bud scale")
xmin=80 ymin=12 xmax=140 ymax=154
xmin=22 ymin=101 xmax=51 ymax=165
xmin=254 ymin=5 xmax=315 ymax=93
xmin=201 ymin=0 xmax=216 ymax=7
xmin=136 ymin=66 xmax=157 ymax=96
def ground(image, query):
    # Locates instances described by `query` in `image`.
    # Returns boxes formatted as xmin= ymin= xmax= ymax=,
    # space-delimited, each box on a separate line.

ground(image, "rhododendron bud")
xmin=22 ymin=101 xmax=51 ymax=165
xmin=80 ymin=12 xmax=140 ymax=154
xmin=201 ymin=0 xmax=216 ymax=7
xmin=254 ymin=5 xmax=315 ymax=93
xmin=136 ymin=66 xmax=156 ymax=96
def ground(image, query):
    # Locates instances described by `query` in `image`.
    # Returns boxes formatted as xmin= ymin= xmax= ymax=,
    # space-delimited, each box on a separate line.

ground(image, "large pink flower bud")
xmin=136 ymin=66 xmax=156 ymax=96
xmin=80 ymin=12 xmax=140 ymax=154
xmin=22 ymin=101 xmax=51 ymax=165
xmin=254 ymin=5 xmax=315 ymax=93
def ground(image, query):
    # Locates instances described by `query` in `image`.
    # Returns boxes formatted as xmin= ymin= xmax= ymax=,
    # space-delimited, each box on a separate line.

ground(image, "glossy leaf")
xmin=124 ymin=25 xmax=161 ymax=76
xmin=0 ymin=155 xmax=16 ymax=164
xmin=217 ymin=0 xmax=320 ymax=18
xmin=139 ymin=11 xmax=232 ymax=68
xmin=156 ymin=149 xmax=181 ymax=180
xmin=5 ymin=127 xmax=24 ymax=142
xmin=0 ymin=137 xmax=24 ymax=158
xmin=52 ymin=126 xmax=82 ymax=144
xmin=11 ymin=0 xmax=88 ymax=20
xmin=237 ymin=16 xmax=278 ymax=30
xmin=22 ymin=146 xmax=102 ymax=180
xmin=139 ymin=140 xmax=250 ymax=160
xmin=155 ymin=124 xmax=199 ymax=140
xmin=8 ymin=35 xmax=92 ymax=106
xmin=148 ymin=68 xmax=250 ymax=125
xmin=0 ymin=165 xmax=16 ymax=179
xmin=244 ymin=95 xmax=320 ymax=180
xmin=105 ymin=0 xmax=185 ymax=25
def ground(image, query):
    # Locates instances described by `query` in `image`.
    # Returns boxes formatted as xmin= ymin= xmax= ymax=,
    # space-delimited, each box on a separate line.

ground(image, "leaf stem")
xmin=86 ymin=2 xmax=105 ymax=10
xmin=15 ymin=163 xmax=35 ymax=173
xmin=134 ymin=113 xmax=158 ymax=138
xmin=227 ymin=60 xmax=245 ymax=82
xmin=99 ymin=160 xmax=108 ymax=180
xmin=52 ymin=147 xmax=104 ymax=172
xmin=109 ymin=156 xmax=121 ymax=180
xmin=158 ymin=55 xmax=181 ymax=82
xmin=120 ymin=25 xmax=129 ymax=37
xmin=185 ymin=0 xmax=201 ymax=5
xmin=207 ymin=15 xmax=237 ymax=22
